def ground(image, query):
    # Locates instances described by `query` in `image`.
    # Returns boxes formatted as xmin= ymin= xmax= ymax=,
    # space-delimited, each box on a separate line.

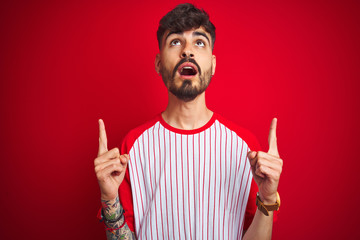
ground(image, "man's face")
xmin=155 ymin=27 xmax=216 ymax=102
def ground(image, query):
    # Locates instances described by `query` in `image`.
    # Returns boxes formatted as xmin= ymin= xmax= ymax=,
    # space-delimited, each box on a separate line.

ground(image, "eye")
xmin=195 ymin=40 xmax=205 ymax=47
xmin=170 ymin=39 xmax=181 ymax=46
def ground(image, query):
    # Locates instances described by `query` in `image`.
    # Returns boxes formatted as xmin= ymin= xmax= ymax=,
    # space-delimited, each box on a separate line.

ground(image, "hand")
xmin=94 ymin=119 xmax=129 ymax=201
xmin=248 ymin=118 xmax=283 ymax=204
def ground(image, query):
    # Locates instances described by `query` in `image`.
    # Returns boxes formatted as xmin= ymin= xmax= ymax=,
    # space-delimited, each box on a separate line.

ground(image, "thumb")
xmin=120 ymin=154 xmax=129 ymax=165
xmin=247 ymin=151 xmax=257 ymax=159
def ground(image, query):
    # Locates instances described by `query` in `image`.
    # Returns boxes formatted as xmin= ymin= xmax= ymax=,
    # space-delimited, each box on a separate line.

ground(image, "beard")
xmin=160 ymin=58 xmax=213 ymax=102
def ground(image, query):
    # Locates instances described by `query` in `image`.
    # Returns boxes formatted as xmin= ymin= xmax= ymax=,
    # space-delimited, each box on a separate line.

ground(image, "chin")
xmin=175 ymin=94 xmax=199 ymax=102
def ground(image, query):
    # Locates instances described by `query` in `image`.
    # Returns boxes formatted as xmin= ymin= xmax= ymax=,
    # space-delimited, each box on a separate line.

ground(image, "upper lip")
xmin=177 ymin=62 xmax=198 ymax=75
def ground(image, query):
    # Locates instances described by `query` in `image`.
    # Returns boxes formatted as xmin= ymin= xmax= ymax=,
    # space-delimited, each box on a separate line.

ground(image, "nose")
xmin=181 ymin=42 xmax=194 ymax=58
xmin=182 ymin=52 xmax=194 ymax=58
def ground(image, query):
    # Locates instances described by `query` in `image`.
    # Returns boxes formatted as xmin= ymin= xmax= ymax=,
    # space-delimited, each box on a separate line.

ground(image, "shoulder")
xmin=214 ymin=113 xmax=262 ymax=151
xmin=120 ymin=114 xmax=161 ymax=154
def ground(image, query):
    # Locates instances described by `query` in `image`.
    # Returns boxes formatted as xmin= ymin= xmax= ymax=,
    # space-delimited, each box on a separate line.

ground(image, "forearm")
xmin=101 ymin=196 xmax=136 ymax=240
xmin=242 ymin=209 xmax=273 ymax=240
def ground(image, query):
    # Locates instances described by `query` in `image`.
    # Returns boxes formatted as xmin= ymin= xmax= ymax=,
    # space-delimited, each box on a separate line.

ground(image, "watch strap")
xmin=256 ymin=192 xmax=280 ymax=216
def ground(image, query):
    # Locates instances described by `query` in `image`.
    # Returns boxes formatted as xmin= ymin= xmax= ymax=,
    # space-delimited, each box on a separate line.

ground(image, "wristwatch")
xmin=256 ymin=192 xmax=281 ymax=216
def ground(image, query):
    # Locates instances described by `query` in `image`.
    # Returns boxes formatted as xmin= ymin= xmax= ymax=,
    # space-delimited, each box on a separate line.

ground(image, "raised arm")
xmin=95 ymin=119 xmax=136 ymax=239
xmin=243 ymin=118 xmax=283 ymax=240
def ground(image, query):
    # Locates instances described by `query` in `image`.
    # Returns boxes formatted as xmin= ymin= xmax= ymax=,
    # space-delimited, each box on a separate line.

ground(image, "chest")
xmin=128 ymin=124 xmax=250 ymax=194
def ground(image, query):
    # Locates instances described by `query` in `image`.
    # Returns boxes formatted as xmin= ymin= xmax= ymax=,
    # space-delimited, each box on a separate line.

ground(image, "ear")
xmin=211 ymin=54 xmax=216 ymax=76
xmin=155 ymin=53 xmax=161 ymax=74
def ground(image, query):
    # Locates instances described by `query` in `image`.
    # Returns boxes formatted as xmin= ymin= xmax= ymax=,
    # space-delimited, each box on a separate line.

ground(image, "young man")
xmin=95 ymin=3 xmax=283 ymax=240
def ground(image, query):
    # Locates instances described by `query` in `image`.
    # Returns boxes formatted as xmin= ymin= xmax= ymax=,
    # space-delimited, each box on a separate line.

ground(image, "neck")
xmin=162 ymin=91 xmax=213 ymax=130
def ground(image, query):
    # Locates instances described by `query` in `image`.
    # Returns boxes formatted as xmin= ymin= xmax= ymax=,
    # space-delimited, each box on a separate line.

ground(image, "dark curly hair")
xmin=157 ymin=3 xmax=216 ymax=50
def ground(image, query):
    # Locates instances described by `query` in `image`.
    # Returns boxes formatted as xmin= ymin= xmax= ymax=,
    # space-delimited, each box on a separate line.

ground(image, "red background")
xmin=1 ymin=0 xmax=359 ymax=239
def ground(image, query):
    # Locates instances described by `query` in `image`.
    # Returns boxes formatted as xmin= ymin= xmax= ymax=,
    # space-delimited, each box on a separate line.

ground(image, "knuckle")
xmin=279 ymin=158 xmax=283 ymax=167
xmin=112 ymin=158 xmax=120 ymax=164
xmin=96 ymin=172 xmax=103 ymax=180
xmin=273 ymin=172 xmax=280 ymax=180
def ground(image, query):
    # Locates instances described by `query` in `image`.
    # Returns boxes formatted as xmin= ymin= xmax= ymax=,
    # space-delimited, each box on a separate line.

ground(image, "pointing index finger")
xmin=268 ymin=118 xmax=279 ymax=157
xmin=98 ymin=119 xmax=108 ymax=156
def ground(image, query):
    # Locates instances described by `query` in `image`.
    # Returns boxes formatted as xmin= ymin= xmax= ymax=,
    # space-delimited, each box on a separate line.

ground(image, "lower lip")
xmin=180 ymin=75 xmax=197 ymax=79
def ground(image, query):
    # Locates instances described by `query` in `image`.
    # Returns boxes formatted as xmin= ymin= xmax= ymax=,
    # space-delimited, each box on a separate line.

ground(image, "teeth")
xmin=180 ymin=66 xmax=195 ymax=73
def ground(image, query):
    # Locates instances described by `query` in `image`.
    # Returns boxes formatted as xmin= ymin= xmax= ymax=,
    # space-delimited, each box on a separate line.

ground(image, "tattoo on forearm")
xmin=105 ymin=223 xmax=136 ymax=240
xmin=101 ymin=196 xmax=121 ymax=220
xmin=101 ymin=196 xmax=136 ymax=240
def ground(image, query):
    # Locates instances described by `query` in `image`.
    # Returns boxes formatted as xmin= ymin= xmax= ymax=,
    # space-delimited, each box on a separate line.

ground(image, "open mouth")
xmin=178 ymin=64 xmax=198 ymax=77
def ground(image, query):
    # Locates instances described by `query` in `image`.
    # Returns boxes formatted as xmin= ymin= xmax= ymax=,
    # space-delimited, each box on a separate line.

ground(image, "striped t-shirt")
xmin=119 ymin=112 xmax=260 ymax=240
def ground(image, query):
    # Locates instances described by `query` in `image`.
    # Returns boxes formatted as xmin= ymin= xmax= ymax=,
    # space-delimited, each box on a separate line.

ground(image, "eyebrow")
xmin=193 ymin=31 xmax=210 ymax=44
xmin=164 ymin=31 xmax=211 ymax=45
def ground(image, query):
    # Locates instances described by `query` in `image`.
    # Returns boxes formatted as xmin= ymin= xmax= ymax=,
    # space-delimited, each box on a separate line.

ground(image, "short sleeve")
xmin=118 ymin=136 xmax=135 ymax=232
xmin=118 ymin=115 xmax=161 ymax=233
